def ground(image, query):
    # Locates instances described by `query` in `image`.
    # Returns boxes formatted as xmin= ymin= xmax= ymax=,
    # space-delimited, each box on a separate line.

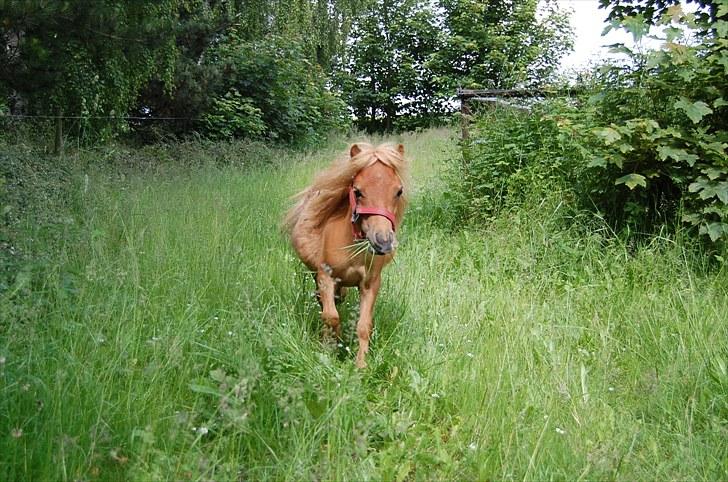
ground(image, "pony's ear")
xmin=397 ymin=144 xmax=405 ymax=156
xmin=350 ymin=143 xmax=362 ymax=159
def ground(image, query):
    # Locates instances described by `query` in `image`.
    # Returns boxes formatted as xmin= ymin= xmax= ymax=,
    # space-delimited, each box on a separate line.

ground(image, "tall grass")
xmin=1 ymin=128 xmax=727 ymax=480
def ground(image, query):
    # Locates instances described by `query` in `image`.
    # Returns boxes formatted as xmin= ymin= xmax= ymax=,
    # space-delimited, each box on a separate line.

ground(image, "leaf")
xmin=607 ymin=44 xmax=634 ymax=56
xmin=594 ymin=127 xmax=621 ymax=144
xmin=714 ymin=97 xmax=728 ymax=109
xmin=702 ymin=167 xmax=726 ymax=180
xmin=717 ymin=183 xmax=728 ymax=204
xmin=719 ymin=2 xmax=728 ymax=17
xmin=396 ymin=461 xmax=413 ymax=482
xmin=621 ymin=15 xmax=649 ymax=43
xmin=664 ymin=4 xmax=684 ymax=23
xmin=675 ymin=97 xmax=713 ymax=124
xmin=704 ymin=222 xmax=728 ymax=242
xmin=716 ymin=20 xmax=728 ymax=38
xmin=615 ymin=173 xmax=647 ymax=190
xmin=688 ymin=180 xmax=705 ymax=193
xmin=618 ymin=143 xmax=634 ymax=154
xmin=656 ymin=145 xmax=699 ymax=166
xmin=209 ymin=368 xmax=228 ymax=383
xmin=189 ymin=383 xmax=221 ymax=397
xmin=587 ymin=157 xmax=607 ymax=168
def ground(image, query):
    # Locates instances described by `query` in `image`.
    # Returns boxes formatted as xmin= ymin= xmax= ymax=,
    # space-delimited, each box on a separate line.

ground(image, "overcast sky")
xmin=557 ymin=0 xmax=664 ymax=72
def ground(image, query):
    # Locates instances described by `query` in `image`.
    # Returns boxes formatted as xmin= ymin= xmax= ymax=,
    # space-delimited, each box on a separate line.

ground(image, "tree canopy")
xmin=1 ymin=0 xmax=575 ymax=140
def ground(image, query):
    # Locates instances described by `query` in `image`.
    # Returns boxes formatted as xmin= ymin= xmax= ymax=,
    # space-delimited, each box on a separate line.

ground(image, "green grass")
xmin=1 ymin=128 xmax=727 ymax=481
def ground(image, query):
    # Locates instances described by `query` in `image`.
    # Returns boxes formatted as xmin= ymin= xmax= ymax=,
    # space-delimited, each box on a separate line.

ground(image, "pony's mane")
xmin=285 ymin=142 xmax=409 ymax=233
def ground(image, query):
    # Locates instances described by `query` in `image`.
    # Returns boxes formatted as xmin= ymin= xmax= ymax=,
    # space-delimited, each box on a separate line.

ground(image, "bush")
xmin=203 ymin=34 xmax=349 ymax=146
xmin=561 ymin=8 xmax=728 ymax=241
xmin=446 ymin=101 xmax=587 ymax=224
xmin=448 ymin=6 xmax=728 ymax=245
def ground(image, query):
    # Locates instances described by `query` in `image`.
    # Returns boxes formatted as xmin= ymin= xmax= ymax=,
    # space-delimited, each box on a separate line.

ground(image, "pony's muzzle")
xmin=368 ymin=230 xmax=396 ymax=255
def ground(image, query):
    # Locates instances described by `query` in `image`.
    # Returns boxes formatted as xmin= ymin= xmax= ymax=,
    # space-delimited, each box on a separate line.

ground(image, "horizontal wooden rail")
xmin=457 ymin=88 xmax=583 ymax=99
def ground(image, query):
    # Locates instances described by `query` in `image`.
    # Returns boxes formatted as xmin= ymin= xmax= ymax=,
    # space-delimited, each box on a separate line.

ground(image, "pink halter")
xmin=348 ymin=186 xmax=397 ymax=240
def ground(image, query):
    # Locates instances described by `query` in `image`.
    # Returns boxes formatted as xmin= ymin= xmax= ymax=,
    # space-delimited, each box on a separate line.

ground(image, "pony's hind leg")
xmin=334 ymin=285 xmax=347 ymax=304
xmin=316 ymin=267 xmax=341 ymax=340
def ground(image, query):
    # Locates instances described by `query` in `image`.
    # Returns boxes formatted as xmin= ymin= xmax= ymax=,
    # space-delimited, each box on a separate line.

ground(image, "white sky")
xmin=558 ymin=0 xmax=663 ymax=72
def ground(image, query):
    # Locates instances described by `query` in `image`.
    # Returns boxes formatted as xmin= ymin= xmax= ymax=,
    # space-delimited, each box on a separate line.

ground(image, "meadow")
xmin=1 ymin=128 xmax=727 ymax=481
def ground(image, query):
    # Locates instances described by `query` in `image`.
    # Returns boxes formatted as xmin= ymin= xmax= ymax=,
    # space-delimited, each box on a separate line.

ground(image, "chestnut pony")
xmin=285 ymin=143 xmax=408 ymax=368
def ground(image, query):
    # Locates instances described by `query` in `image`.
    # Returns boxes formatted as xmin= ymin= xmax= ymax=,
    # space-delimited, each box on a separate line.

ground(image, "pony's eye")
xmin=354 ymin=188 xmax=363 ymax=198
xmin=396 ymin=188 xmax=403 ymax=197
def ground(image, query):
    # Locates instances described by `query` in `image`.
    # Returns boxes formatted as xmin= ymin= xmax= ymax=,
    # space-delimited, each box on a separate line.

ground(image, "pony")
xmin=285 ymin=142 xmax=408 ymax=368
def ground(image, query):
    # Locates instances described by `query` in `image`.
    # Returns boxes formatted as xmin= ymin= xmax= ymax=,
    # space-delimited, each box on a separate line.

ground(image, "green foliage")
xmin=0 ymin=1 xmax=179 ymax=141
xmin=203 ymin=89 xmax=266 ymax=140
xmin=450 ymin=2 xmax=728 ymax=244
xmin=431 ymin=0 xmax=574 ymax=90
xmin=446 ymin=102 xmax=587 ymax=223
xmin=205 ymin=34 xmax=349 ymax=145
xmin=136 ymin=0 xmax=361 ymax=141
xmin=337 ymin=0 xmax=446 ymax=132
xmin=565 ymin=3 xmax=728 ymax=241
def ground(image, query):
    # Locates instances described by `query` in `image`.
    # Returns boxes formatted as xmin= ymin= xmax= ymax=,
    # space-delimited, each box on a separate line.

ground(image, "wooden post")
xmin=54 ymin=108 xmax=63 ymax=156
xmin=460 ymin=98 xmax=471 ymax=141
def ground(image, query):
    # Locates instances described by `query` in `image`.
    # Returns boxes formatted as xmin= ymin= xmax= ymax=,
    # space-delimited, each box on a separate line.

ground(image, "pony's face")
xmin=352 ymin=161 xmax=403 ymax=255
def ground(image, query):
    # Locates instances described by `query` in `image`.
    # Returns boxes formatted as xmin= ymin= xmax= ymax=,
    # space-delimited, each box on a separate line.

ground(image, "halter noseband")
xmin=348 ymin=186 xmax=397 ymax=240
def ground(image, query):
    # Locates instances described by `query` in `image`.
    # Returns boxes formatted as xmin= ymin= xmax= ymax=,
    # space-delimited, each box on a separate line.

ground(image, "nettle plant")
xmin=575 ymin=4 xmax=728 ymax=241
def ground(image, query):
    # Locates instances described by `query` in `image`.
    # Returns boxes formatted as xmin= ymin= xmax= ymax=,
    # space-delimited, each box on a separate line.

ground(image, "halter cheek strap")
xmin=349 ymin=187 xmax=397 ymax=240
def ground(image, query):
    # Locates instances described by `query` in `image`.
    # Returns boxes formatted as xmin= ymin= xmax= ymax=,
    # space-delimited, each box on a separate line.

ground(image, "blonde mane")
xmin=285 ymin=143 xmax=409 ymax=233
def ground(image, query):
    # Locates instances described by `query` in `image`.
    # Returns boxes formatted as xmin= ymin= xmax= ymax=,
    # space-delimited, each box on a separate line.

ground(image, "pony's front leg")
xmin=316 ymin=269 xmax=341 ymax=339
xmin=355 ymin=275 xmax=381 ymax=368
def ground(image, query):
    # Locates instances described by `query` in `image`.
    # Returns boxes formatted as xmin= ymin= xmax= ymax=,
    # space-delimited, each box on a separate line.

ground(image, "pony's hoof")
xmin=321 ymin=324 xmax=341 ymax=344
xmin=355 ymin=358 xmax=368 ymax=369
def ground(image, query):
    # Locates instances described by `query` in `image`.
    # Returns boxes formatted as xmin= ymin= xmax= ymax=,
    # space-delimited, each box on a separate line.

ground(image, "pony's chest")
xmin=326 ymin=253 xmax=392 ymax=287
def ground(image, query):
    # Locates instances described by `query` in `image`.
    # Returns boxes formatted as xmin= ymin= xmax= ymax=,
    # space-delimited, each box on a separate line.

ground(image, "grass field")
xmin=1 ymin=128 xmax=727 ymax=481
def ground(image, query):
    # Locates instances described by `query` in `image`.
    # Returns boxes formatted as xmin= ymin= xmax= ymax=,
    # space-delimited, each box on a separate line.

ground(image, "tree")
xmin=337 ymin=0 xmax=444 ymax=132
xmin=0 ymin=1 xmax=178 ymax=140
xmin=431 ymin=0 xmax=573 ymax=90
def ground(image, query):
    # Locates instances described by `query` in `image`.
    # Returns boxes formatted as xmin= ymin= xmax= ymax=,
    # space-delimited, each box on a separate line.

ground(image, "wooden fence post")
xmin=460 ymin=97 xmax=471 ymax=141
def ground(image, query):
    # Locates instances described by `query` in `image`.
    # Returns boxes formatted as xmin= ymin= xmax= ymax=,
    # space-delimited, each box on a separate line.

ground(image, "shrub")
xmin=563 ymin=7 xmax=728 ymax=241
xmin=446 ymin=101 xmax=587 ymax=224
xmin=204 ymin=34 xmax=349 ymax=146
xmin=448 ymin=6 xmax=728 ymax=245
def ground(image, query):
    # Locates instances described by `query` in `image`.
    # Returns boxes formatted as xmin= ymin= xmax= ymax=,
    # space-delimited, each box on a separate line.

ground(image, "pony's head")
xmin=349 ymin=143 xmax=406 ymax=255
xmin=285 ymin=142 xmax=408 ymax=255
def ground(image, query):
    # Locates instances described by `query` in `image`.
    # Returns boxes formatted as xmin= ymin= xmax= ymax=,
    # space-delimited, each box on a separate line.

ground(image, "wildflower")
xmin=466 ymin=352 xmax=474 ymax=358
xmin=11 ymin=428 xmax=22 ymax=438
xmin=430 ymin=393 xmax=441 ymax=399
xmin=0 ymin=356 xmax=6 ymax=365
xmin=468 ymin=442 xmax=477 ymax=451
xmin=197 ymin=426 xmax=209 ymax=435
xmin=555 ymin=427 xmax=566 ymax=435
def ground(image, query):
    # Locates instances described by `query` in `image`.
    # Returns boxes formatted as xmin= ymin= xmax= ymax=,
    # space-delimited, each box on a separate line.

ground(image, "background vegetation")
xmin=1 ymin=0 xmax=572 ymax=139
xmin=448 ymin=0 xmax=728 ymax=243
